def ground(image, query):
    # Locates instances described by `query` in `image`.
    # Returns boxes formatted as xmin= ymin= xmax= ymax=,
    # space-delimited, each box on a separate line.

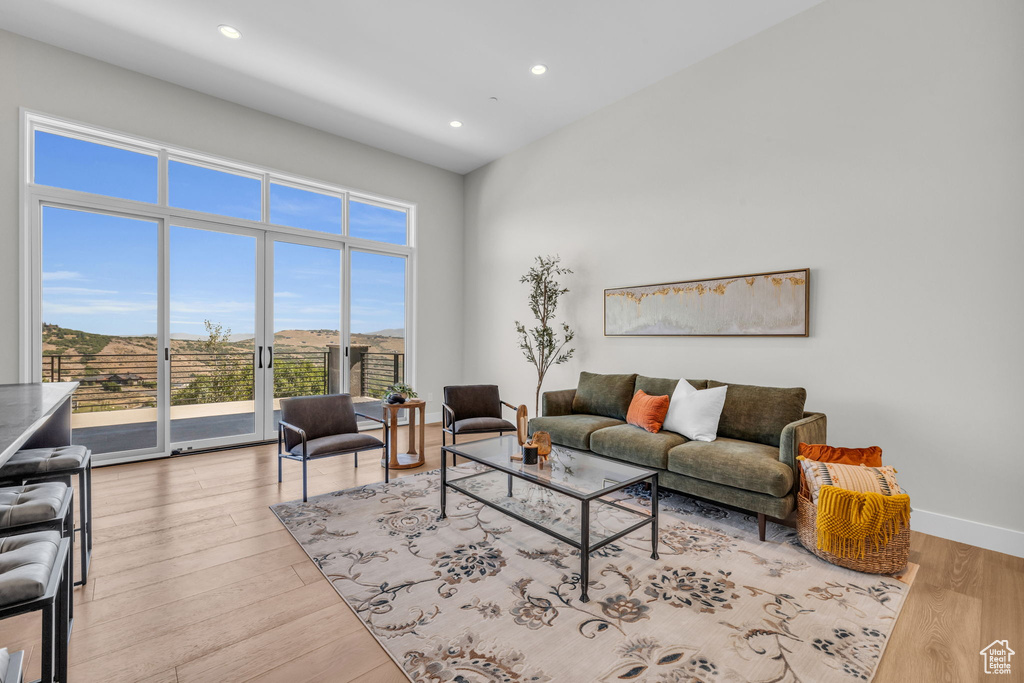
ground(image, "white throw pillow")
xmin=663 ymin=381 xmax=728 ymax=442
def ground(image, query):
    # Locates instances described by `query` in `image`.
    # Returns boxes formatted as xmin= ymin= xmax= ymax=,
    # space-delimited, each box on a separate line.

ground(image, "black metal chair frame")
xmin=278 ymin=412 xmax=389 ymax=502
xmin=0 ymin=453 xmax=90 ymax=588
xmin=0 ymin=486 xmax=75 ymax=629
xmin=0 ymin=537 xmax=71 ymax=683
xmin=441 ymin=399 xmax=519 ymax=464
xmin=2 ymin=648 xmax=24 ymax=683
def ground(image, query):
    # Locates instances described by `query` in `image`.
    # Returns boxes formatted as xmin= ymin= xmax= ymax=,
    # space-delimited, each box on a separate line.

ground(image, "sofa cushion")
xmin=707 ymin=381 xmax=806 ymax=447
xmin=529 ymin=414 xmax=625 ymax=450
xmin=572 ymin=372 xmax=637 ymax=421
xmin=635 ymin=376 xmax=707 ymax=397
xmin=590 ymin=424 xmax=688 ymax=470
xmin=668 ymin=438 xmax=794 ymax=498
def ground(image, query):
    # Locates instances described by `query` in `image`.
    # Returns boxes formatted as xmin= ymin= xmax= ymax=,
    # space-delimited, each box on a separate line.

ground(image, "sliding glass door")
xmin=169 ymin=224 xmax=264 ymax=449
xmin=348 ymin=250 xmax=407 ymax=414
xmin=40 ymin=206 xmax=163 ymax=456
xmin=266 ymin=239 xmax=342 ymax=436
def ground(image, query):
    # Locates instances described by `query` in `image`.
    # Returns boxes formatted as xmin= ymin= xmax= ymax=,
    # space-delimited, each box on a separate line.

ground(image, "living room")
xmin=0 ymin=0 xmax=1020 ymax=681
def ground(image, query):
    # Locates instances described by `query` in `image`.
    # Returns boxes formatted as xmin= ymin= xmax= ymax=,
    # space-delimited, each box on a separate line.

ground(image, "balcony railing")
xmin=43 ymin=349 xmax=405 ymax=413
xmin=360 ymin=352 xmax=404 ymax=399
xmin=43 ymin=353 xmax=159 ymax=412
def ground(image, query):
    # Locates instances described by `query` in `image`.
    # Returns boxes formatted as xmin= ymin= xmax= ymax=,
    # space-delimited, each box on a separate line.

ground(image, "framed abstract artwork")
xmin=604 ymin=268 xmax=809 ymax=337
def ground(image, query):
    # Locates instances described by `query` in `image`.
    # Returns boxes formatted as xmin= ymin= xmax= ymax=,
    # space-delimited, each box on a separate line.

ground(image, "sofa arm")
xmin=779 ymin=411 xmax=827 ymax=479
xmin=541 ymin=389 xmax=576 ymax=417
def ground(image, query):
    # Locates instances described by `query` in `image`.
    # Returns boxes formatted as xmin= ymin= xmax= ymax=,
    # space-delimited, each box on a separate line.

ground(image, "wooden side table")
xmin=381 ymin=399 xmax=427 ymax=470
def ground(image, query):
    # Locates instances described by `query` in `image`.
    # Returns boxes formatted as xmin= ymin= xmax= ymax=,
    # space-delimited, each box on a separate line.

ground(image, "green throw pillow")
xmin=572 ymin=372 xmax=637 ymax=420
xmin=708 ymin=380 xmax=806 ymax=447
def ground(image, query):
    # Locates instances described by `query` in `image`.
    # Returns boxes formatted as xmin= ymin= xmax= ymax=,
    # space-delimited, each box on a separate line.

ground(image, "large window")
xmin=24 ymin=112 xmax=415 ymax=461
xmin=34 ymin=130 xmax=158 ymax=202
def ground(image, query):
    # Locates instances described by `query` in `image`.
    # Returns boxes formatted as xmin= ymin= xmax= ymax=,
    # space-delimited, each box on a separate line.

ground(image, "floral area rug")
xmin=270 ymin=463 xmax=913 ymax=682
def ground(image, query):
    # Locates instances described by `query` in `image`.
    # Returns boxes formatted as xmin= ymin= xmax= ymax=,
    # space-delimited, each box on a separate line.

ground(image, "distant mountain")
xmin=43 ymin=323 xmax=404 ymax=358
xmin=42 ymin=323 xmax=112 ymax=356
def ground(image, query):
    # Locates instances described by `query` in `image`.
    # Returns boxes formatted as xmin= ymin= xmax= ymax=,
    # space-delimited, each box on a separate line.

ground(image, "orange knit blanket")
xmin=816 ymin=485 xmax=911 ymax=559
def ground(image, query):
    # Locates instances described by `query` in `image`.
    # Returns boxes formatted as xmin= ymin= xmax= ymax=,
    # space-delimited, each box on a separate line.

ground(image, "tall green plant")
xmin=515 ymin=255 xmax=576 ymax=415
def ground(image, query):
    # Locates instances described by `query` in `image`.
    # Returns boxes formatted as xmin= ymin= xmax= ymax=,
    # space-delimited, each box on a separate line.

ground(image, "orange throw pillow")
xmin=799 ymin=443 xmax=883 ymax=467
xmin=627 ymin=390 xmax=670 ymax=433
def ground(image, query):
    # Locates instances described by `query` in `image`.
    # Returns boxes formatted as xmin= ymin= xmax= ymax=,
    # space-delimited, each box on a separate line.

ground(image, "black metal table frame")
xmin=439 ymin=445 xmax=659 ymax=602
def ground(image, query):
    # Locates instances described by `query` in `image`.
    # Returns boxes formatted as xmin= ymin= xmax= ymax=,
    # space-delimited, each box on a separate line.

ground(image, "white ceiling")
xmin=0 ymin=0 xmax=824 ymax=174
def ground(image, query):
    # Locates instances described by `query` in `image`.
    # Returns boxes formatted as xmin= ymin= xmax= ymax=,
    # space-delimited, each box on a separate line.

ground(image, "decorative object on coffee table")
xmin=515 ymin=405 xmax=529 ymax=445
xmin=381 ymin=398 xmax=426 ymax=471
xmin=515 ymin=255 xmax=576 ymax=414
xmin=532 ymin=430 xmax=551 ymax=456
xmin=604 ymin=268 xmax=809 ymax=337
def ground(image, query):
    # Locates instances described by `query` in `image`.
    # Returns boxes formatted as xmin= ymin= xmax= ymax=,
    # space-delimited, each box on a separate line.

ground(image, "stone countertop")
xmin=0 ymin=382 xmax=78 ymax=466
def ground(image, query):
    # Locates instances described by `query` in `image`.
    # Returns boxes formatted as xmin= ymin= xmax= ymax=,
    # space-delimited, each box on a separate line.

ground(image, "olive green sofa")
xmin=529 ymin=372 xmax=827 ymax=540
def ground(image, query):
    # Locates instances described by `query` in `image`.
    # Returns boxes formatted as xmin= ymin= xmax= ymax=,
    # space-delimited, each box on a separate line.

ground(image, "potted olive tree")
xmin=515 ymin=255 xmax=576 ymax=415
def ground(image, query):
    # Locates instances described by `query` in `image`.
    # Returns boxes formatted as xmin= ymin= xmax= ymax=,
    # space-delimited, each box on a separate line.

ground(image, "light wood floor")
xmin=0 ymin=424 xmax=1019 ymax=682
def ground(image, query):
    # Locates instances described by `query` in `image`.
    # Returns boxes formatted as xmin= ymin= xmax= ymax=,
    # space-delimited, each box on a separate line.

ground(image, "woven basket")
xmin=796 ymin=482 xmax=910 ymax=574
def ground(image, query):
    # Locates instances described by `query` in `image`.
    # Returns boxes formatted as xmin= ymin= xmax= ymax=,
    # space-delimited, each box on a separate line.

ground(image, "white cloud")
xmin=42 ymin=270 xmax=82 ymax=281
xmin=171 ymin=301 xmax=254 ymax=314
xmin=274 ymin=291 xmax=300 ymax=298
xmin=43 ymin=300 xmax=156 ymax=315
xmin=44 ymin=286 xmax=118 ymax=295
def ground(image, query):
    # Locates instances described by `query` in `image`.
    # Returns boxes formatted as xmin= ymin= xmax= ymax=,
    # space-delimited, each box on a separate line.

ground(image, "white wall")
xmin=0 ymin=30 xmax=465 ymax=417
xmin=464 ymin=0 xmax=1024 ymax=549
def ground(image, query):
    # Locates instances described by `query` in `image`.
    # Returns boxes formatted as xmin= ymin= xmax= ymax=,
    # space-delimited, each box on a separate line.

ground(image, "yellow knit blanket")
xmin=816 ymin=485 xmax=911 ymax=559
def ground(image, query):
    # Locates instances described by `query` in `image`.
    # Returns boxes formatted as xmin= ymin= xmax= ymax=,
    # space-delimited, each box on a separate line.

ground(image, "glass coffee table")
xmin=440 ymin=435 xmax=659 ymax=602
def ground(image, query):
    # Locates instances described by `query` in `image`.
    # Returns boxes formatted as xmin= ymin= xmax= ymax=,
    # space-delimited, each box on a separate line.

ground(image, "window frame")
xmin=19 ymin=110 xmax=417 ymax=447
xmin=267 ymin=177 xmax=346 ymax=235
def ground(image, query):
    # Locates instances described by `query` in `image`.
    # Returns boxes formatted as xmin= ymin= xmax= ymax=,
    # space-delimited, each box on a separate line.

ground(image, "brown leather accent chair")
xmin=278 ymin=394 xmax=386 ymax=502
xmin=442 ymin=385 xmax=519 ymax=461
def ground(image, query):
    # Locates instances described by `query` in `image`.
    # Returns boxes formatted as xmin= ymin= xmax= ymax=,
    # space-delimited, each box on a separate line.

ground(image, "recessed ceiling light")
xmin=449 ymin=120 xmax=463 ymax=128
xmin=218 ymin=24 xmax=242 ymax=39
xmin=531 ymin=64 xmax=547 ymax=75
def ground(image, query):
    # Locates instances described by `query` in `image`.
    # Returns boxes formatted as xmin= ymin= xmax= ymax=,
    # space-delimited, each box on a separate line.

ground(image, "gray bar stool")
xmin=0 ymin=484 xmax=75 ymax=622
xmin=0 ymin=532 xmax=71 ymax=683
xmin=0 ymin=446 xmax=91 ymax=585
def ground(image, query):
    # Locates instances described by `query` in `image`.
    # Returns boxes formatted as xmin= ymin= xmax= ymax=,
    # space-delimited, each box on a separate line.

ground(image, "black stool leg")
xmin=65 ymin=491 xmax=74 ymax=625
xmin=85 ymin=463 xmax=93 ymax=552
xmin=58 ymin=564 xmax=70 ymax=683
xmin=77 ymin=471 xmax=88 ymax=586
xmin=302 ymin=458 xmax=308 ymax=502
xmin=41 ymin=597 xmax=55 ymax=683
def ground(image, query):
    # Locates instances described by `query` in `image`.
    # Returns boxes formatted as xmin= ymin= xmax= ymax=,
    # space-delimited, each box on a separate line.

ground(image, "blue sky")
xmin=39 ymin=132 xmax=407 ymax=338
